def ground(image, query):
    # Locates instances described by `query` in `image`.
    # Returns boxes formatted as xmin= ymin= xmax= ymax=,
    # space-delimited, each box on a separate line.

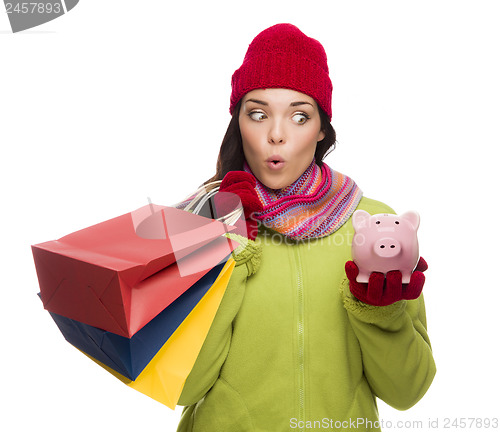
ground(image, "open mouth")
xmin=266 ymin=155 xmax=284 ymax=163
xmin=266 ymin=157 xmax=285 ymax=170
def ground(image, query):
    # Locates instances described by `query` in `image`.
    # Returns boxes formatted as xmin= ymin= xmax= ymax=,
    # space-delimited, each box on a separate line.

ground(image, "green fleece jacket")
xmin=176 ymin=196 xmax=436 ymax=432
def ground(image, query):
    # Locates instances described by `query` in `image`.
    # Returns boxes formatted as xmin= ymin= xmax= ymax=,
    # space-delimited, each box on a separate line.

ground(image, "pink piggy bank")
xmin=351 ymin=210 xmax=420 ymax=283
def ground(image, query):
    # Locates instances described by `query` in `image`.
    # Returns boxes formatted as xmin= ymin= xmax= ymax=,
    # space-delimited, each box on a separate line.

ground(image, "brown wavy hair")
xmin=204 ymin=99 xmax=336 ymax=185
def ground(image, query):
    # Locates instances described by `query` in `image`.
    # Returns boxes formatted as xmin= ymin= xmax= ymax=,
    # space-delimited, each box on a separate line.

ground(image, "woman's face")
xmin=239 ymin=88 xmax=325 ymax=190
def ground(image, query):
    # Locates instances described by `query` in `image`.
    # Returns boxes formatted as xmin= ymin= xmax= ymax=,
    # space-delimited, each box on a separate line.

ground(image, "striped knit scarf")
xmin=243 ymin=159 xmax=363 ymax=240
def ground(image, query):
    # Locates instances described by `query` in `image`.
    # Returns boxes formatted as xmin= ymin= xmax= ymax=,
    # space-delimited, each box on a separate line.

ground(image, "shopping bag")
xmin=32 ymin=204 xmax=237 ymax=337
xmin=46 ymin=260 xmax=227 ymax=380
xmin=81 ymin=257 xmax=236 ymax=409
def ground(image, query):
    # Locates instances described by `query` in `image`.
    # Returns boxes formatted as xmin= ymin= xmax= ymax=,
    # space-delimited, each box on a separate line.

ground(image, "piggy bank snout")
xmin=373 ymin=237 xmax=401 ymax=258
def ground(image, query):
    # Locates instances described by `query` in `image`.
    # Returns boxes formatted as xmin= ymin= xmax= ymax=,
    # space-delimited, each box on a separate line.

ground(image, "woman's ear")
xmin=318 ymin=129 xmax=326 ymax=142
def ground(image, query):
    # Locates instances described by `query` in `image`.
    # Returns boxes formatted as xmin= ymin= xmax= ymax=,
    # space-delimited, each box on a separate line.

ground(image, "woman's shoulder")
xmin=355 ymin=196 xmax=397 ymax=215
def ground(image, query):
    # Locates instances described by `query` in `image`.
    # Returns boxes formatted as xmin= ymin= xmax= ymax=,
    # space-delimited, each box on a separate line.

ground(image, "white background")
xmin=1 ymin=1 xmax=499 ymax=431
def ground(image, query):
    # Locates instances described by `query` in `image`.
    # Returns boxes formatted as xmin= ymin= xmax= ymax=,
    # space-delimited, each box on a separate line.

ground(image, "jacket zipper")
xmin=294 ymin=247 xmax=305 ymax=432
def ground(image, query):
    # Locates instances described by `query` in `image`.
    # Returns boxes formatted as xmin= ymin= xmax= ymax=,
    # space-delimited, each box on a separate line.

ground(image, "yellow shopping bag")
xmin=82 ymin=257 xmax=235 ymax=408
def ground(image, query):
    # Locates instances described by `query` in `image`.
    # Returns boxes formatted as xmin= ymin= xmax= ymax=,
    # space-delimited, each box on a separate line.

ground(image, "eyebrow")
xmin=245 ymin=98 xmax=314 ymax=108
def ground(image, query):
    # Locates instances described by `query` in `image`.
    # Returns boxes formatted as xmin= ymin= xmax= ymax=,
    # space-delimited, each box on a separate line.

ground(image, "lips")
xmin=266 ymin=155 xmax=285 ymax=170
xmin=266 ymin=155 xmax=285 ymax=164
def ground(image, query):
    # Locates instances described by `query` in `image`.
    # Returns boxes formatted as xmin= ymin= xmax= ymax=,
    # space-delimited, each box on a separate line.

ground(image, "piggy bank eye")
xmin=376 ymin=221 xmax=380 ymax=224
xmin=395 ymin=221 xmax=400 ymax=225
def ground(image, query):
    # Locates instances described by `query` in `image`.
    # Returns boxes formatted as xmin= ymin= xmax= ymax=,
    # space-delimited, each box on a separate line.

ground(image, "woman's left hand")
xmin=344 ymin=257 xmax=428 ymax=306
xmin=217 ymin=171 xmax=263 ymax=240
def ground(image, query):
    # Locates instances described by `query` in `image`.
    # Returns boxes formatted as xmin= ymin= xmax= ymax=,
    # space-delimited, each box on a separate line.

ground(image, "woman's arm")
xmin=342 ymin=282 xmax=436 ymax=410
xmin=177 ymin=234 xmax=262 ymax=406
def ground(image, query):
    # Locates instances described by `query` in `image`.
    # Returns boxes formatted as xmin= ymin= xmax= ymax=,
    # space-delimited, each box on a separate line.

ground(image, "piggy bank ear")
xmin=352 ymin=210 xmax=371 ymax=231
xmin=400 ymin=210 xmax=420 ymax=230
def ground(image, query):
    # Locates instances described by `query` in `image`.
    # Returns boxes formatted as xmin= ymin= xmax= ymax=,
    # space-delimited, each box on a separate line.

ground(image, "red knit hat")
xmin=230 ymin=23 xmax=333 ymax=120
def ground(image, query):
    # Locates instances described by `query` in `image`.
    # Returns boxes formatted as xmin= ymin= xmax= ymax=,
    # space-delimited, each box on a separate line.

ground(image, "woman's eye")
xmin=292 ymin=113 xmax=310 ymax=124
xmin=249 ymin=111 xmax=267 ymax=121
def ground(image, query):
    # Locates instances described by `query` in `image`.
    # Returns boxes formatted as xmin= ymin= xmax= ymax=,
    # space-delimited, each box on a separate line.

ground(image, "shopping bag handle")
xmin=174 ymin=181 xmax=244 ymax=227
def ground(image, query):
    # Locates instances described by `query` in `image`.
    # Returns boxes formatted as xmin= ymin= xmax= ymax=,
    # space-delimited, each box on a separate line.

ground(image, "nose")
xmin=373 ymin=237 xmax=401 ymax=258
xmin=268 ymin=119 xmax=286 ymax=145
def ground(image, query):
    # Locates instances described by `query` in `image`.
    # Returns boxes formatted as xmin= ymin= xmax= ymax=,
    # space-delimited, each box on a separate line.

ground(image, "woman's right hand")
xmin=217 ymin=171 xmax=263 ymax=240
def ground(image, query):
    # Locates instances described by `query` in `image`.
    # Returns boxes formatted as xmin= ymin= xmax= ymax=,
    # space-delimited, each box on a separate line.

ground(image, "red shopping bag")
xmin=32 ymin=203 xmax=237 ymax=338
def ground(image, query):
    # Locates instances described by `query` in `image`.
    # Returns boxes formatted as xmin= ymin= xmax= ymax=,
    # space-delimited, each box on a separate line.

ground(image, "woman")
xmin=176 ymin=23 xmax=436 ymax=432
